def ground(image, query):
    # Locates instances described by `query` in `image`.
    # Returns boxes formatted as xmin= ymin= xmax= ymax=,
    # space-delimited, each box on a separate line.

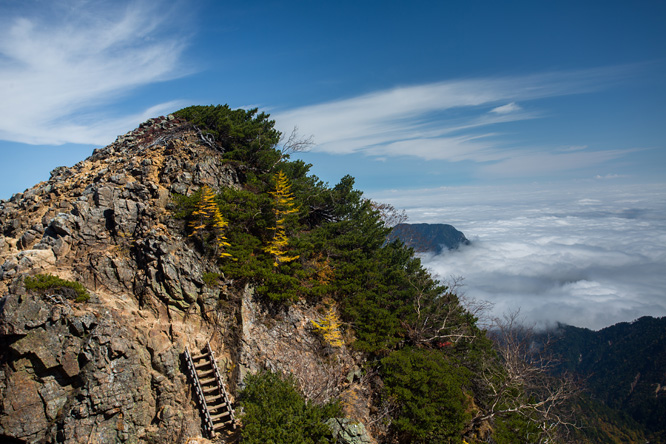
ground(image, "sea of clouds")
xmin=374 ymin=181 xmax=666 ymax=331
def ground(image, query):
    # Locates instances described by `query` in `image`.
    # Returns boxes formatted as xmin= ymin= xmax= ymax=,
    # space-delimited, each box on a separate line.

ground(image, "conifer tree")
xmin=265 ymin=171 xmax=299 ymax=267
xmin=312 ymin=304 xmax=344 ymax=348
xmin=189 ymin=185 xmax=232 ymax=259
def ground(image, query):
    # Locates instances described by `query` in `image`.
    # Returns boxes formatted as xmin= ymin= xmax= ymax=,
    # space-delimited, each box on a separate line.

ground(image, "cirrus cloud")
xmin=274 ymin=66 xmax=636 ymax=178
xmin=0 ymin=0 xmax=192 ymax=146
xmin=490 ymin=102 xmax=522 ymax=114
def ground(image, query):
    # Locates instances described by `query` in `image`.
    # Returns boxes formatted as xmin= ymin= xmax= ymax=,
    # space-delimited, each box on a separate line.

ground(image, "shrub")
xmin=239 ymin=371 xmax=340 ymax=444
xmin=202 ymin=272 xmax=223 ymax=287
xmin=24 ymin=273 xmax=90 ymax=302
xmin=381 ymin=348 xmax=472 ymax=444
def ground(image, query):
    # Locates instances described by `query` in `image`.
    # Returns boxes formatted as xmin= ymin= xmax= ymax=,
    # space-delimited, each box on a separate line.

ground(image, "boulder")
xmin=326 ymin=418 xmax=375 ymax=444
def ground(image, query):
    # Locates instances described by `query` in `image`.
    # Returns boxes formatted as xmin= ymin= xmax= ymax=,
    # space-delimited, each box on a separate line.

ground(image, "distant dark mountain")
xmin=543 ymin=316 xmax=666 ymax=442
xmin=387 ymin=223 xmax=470 ymax=254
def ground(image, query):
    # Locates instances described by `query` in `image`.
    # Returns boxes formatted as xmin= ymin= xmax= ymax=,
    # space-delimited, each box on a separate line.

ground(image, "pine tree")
xmin=189 ymin=185 xmax=232 ymax=259
xmin=265 ymin=171 xmax=299 ymax=267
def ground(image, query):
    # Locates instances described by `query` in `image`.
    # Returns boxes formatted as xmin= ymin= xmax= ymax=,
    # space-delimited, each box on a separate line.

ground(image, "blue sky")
xmin=1 ymin=0 xmax=665 ymax=327
xmin=0 ymin=0 xmax=664 ymax=198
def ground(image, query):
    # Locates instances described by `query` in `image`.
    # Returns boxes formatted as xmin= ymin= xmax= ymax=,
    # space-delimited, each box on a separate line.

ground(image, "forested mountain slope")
xmin=546 ymin=317 xmax=666 ymax=442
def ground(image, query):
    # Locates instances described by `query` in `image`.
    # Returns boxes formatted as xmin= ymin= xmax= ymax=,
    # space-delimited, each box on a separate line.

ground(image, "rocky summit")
xmin=0 ymin=115 xmax=366 ymax=443
xmin=387 ymin=223 xmax=470 ymax=254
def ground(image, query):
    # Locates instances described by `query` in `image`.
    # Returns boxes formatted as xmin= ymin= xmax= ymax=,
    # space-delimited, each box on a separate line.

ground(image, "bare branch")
xmin=401 ymin=271 xmax=479 ymax=347
xmin=371 ymin=201 xmax=408 ymax=228
xmin=468 ymin=310 xmax=582 ymax=441
xmin=194 ymin=125 xmax=217 ymax=150
xmin=267 ymin=126 xmax=315 ymax=171
xmin=281 ymin=126 xmax=314 ymax=155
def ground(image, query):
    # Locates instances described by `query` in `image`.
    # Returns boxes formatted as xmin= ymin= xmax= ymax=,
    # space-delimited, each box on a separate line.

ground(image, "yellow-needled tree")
xmin=189 ymin=185 xmax=232 ymax=259
xmin=265 ymin=171 xmax=300 ymax=267
xmin=312 ymin=303 xmax=344 ymax=348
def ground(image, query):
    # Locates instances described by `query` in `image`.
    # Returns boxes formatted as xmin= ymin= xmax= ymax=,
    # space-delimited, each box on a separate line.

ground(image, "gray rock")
xmin=49 ymin=213 xmax=76 ymax=237
xmin=326 ymin=418 xmax=374 ymax=444
xmin=0 ymin=116 xmax=269 ymax=443
xmin=18 ymin=229 xmax=39 ymax=249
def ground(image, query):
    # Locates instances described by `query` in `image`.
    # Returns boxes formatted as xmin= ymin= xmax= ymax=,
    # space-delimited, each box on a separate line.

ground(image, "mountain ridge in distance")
xmin=388 ymin=222 xmax=471 ymax=254
xmin=542 ymin=316 xmax=666 ymax=442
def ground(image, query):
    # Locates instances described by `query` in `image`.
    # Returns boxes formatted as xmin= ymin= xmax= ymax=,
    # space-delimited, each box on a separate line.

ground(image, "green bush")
xmin=381 ymin=348 xmax=472 ymax=444
xmin=202 ymin=272 xmax=223 ymax=287
xmin=491 ymin=414 xmax=543 ymax=444
xmin=239 ymin=371 xmax=340 ymax=444
xmin=24 ymin=273 xmax=90 ymax=302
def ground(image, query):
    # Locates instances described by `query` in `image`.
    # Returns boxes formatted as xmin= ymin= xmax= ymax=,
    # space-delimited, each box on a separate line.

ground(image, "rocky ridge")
xmin=0 ymin=117 xmax=369 ymax=443
xmin=388 ymin=223 xmax=470 ymax=255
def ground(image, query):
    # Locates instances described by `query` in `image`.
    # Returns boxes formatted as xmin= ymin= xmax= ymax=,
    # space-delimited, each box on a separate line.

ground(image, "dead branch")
xmin=371 ymin=202 xmax=408 ymax=228
xmin=469 ymin=310 xmax=582 ymax=442
xmin=269 ymin=126 xmax=314 ymax=171
xmin=281 ymin=126 xmax=314 ymax=155
xmin=402 ymin=271 xmax=479 ymax=346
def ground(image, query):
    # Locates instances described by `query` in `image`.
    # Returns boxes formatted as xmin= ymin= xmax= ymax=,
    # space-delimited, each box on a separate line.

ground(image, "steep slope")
xmin=0 ymin=115 xmax=242 ymax=443
xmin=547 ymin=317 xmax=666 ymax=441
xmin=0 ymin=115 xmax=362 ymax=443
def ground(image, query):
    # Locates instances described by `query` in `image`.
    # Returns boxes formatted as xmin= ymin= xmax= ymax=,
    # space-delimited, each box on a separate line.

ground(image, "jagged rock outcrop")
xmin=0 ymin=115 xmax=238 ymax=315
xmin=0 ymin=115 xmax=367 ymax=443
xmin=0 ymin=116 xmax=238 ymax=443
xmin=0 ymin=289 xmax=192 ymax=443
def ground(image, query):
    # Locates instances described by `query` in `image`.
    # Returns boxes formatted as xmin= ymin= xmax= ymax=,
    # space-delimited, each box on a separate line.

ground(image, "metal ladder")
xmin=184 ymin=342 xmax=237 ymax=438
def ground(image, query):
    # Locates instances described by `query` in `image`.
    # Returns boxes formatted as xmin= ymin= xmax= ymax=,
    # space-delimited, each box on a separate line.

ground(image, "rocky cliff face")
xmin=0 ymin=117 xmax=365 ymax=443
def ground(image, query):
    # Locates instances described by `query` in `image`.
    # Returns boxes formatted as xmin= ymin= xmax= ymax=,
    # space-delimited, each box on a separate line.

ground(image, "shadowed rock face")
xmin=387 ymin=223 xmax=470 ymax=254
xmin=1 ymin=291 xmax=161 ymax=442
xmin=0 ymin=116 xmax=366 ymax=443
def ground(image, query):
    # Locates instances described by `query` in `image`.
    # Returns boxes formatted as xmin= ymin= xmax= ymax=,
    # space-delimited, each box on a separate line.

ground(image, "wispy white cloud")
xmin=0 ymin=0 xmax=191 ymax=145
xmin=490 ymin=102 xmax=521 ymax=114
xmin=365 ymin=133 xmax=501 ymax=162
xmin=275 ymin=67 xmax=634 ymax=176
xmin=480 ymin=148 xmax=636 ymax=177
xmin=559 ymin=145 xmax=588 ymax=152
xmin=594 ymin=173 xmax=629 ymax=180
xmin=372 ymin=182 xmax=666 ymax=330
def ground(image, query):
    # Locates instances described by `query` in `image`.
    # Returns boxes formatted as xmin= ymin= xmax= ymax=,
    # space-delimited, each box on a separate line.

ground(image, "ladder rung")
xmin=205 ymin=394 xmax=224 ymax=402
xmin=191 ymin=353 xmax=208 ymax=360
xmin=199 ymin=377 xmax=216 ymax=385
xmin=203 ymin=386 xmax=219 ymax=394
xmin=198 ymin=368 xmax=215 ymax=377
xmin=213 ymin=420 xmax=234 ymax=430
xmin=211 ymin=411 xmax=231 ymax=421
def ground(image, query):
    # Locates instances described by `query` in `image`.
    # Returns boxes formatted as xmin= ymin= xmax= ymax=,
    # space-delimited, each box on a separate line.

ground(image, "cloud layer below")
xmin=374 ymin=181 xmax=666 ymax=330
xmin=0 ymin=1 xmax=189 ymax=145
